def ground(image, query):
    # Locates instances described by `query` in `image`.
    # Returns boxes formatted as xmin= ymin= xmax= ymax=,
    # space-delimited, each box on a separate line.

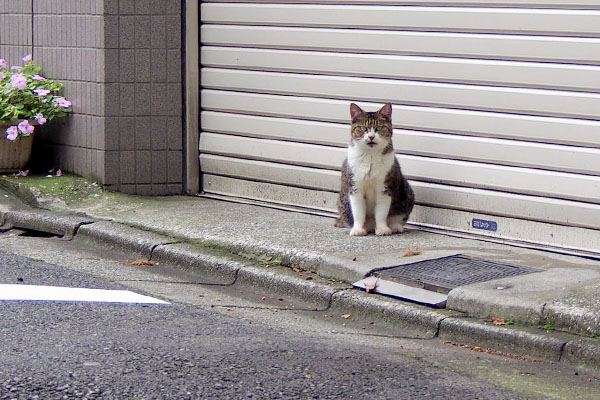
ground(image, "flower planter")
xmin=1 ymin=54 xmax=72 ymax=172
xmin=0 ymin=131 xmax=33 ymax=172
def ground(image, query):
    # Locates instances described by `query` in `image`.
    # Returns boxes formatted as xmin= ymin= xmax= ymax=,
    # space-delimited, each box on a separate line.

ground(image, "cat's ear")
xmin=350 ymin=103 xmax=364 ymax=122
xmin=378 ymin=103 xmax=392 ymax=121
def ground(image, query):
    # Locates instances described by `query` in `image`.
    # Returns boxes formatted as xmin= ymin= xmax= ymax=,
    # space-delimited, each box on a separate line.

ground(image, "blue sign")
xmin=472 ymin=218 xmax=498 ymax=232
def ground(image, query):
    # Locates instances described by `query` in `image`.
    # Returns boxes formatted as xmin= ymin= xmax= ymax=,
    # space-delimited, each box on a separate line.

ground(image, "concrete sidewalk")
xmin=1 ymin=175 xmax=599 ymax=369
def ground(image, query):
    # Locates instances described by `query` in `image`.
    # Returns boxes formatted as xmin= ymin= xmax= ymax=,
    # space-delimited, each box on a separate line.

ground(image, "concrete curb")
xmin=438 ymin=318 xmax=566 ymax=362
xmin=0 ymin=209 xmax=94 ymax=239
xmin=76 ymin=220 xmax=177 ymax=259
xmin=151 ymin=242 xmax=242 ymax=284
xmin=447 ymin=285 xmax=545 ymax=327
xmin=563 ymin=339 xmax=600 ymax=370
xmin=446 ymin=268 xmax=600 ymax=338
xmin=544 ymin=303 xmax=600 ymax=339
xmin=328 ymin=289 xmax=446 ymax=337
xmin=1 ymin=208 xmax=599 ymax=370
xmin=0 ymin=178 xmax=39 ymax=208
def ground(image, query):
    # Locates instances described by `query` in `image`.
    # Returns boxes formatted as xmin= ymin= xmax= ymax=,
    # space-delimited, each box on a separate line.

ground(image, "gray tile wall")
xmin=0 ymin=0 xmax=184 ymax=195
xmin=0 ymin=1 xmax=33 ymax=65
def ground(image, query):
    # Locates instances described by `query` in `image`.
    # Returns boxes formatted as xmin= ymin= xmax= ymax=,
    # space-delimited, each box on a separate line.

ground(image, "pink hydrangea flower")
xmin=34 ymin=88 xmax=50 ymax=96
xmin=17 ymin=120 xmax=35 ymax=135
xmin=54 ymin=97 xmax=72 ymax=108
xmin=32 ymin=74 xmax=46 ymax=81
xmin=0 ymin=59 xmax=8 ymax=69
xmin=11 ymin=66 xmax=22 ymax=71
xmin=22 ymin=54 xmax=32 ymax=63
xmin=10 ymin=73 xmax=27 ymax=89
xmin=0 ymin=71 xmax=4 ymax=80
xmin=6 ymin=126 xmax=18 ymax=141
xmin=35 ymin=113 xmax=47 ymax=125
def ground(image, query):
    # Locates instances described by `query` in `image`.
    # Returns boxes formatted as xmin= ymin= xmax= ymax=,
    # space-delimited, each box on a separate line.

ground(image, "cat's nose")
xmin=367 ymin=134 xmax=375 ymax=141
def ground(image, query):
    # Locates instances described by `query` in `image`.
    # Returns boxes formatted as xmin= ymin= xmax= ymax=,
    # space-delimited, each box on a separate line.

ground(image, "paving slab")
xmin=353 ymin=276 xmax=448 ymax=308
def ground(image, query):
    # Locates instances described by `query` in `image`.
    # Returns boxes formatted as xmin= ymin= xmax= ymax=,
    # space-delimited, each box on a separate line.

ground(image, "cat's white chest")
xmin=348 ymin=147 xmax=393 ymax=184
xmin=347 ymin=147 xmax=394 ymax=207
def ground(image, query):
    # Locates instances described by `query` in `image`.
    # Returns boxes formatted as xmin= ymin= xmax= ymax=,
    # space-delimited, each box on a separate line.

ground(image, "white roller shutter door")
xmin=199 ymin=1 xmax=600 ymax=256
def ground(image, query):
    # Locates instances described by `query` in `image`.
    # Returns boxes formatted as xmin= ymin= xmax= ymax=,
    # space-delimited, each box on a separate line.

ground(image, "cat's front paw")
xmin=375 ymin=225 xmax=392 ymax=236
xmin=349 ymin=227 xmax=368 ymax=236
xmin=390 ymin=223 xmax=405 ymax=234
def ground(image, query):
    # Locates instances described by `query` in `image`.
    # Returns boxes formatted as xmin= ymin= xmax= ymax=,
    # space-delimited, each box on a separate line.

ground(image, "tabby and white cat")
xmin=335 ymin=103 xmax=414 ymax=236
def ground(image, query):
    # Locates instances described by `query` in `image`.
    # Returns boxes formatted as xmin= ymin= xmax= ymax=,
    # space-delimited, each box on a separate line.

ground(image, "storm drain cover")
xmin=371 ymin=255 xmax=540 ymax=294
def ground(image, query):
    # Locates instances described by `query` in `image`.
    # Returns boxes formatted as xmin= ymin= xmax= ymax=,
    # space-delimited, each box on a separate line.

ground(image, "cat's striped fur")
xmin=335 ymin=103 xmax=414 ymax=236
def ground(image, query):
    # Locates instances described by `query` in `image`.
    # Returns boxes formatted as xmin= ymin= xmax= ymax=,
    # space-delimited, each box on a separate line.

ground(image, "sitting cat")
xmin=335 ymin=103 xmax=414 ymax=236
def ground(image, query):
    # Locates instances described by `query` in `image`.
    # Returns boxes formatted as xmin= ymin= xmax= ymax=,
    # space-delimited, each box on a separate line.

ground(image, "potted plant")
xmin=0 ymin=54 xmax=72 ymax=172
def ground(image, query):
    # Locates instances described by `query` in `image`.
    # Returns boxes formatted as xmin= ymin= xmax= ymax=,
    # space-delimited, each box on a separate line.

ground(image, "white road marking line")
xmin=0 ymin=284 xmax=169 ymax=305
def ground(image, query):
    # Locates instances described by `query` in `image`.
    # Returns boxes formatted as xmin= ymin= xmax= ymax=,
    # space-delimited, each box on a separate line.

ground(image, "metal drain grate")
xmin=371 ymin=255 xmax=540 ymax=294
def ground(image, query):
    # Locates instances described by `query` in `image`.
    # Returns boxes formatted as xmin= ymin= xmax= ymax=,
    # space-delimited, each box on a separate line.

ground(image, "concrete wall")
xmin=0 ymin=0 xmax=184 ymax=195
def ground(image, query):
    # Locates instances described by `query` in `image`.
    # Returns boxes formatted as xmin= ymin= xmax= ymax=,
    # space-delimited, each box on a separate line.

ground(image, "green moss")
xmin=2 ymin=174 xmax=103 ymax=206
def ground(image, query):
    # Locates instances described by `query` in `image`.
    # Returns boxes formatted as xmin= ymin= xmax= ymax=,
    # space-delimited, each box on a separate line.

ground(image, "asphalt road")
xmin=1 ymin=231 xmax=599 ymax=399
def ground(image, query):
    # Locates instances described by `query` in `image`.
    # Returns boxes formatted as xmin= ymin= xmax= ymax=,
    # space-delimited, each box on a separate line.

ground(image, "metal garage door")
xmin=198 ymin=1 xmax=600 ymax=256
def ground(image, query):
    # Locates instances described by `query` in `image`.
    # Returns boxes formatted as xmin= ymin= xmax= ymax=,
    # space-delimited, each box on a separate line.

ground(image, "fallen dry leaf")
xmin=261 ymin=296 xmax=266 ymax=301
xmin=341 ymin=314 xmax=351 ymax=319
xmin=402 ymin=249 xmax=422 ymax=257
xmin=352 ymin=256 xmax=357 ymax=261
xmin=129 ymin=259 xmax=156 ymax=266
xmin=292 ymin=267 xmax=304 ymax=273
xmin=364 ymin=277 xmax=380 ymax=293
xmin=492 ymin=317 xmax=506 ymax=326
xmin=446 ymin=342 xmax=543 ymax=363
